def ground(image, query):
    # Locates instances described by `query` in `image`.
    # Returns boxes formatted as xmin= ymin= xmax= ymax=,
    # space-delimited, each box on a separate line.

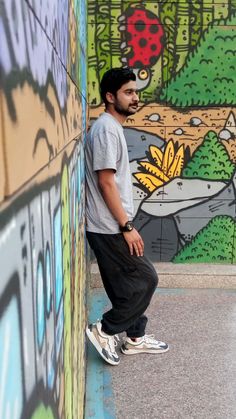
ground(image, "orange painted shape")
xmin=0 ymin=92 xmax=6 ymax=203
xmin=2 ymin=70 xmax=82 ymax=197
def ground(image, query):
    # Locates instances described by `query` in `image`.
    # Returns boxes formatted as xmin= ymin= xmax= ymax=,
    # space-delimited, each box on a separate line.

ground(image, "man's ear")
xmin=106 ymin=91 xmax=115 ymax=104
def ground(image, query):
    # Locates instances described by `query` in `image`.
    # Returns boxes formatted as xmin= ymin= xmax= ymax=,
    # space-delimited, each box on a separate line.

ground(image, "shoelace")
xmin=143 ymin=334 xmax=160 ymax=344
xmin=96 ymin=320 xmax=119 ymax=353
xmin=107 ymin=334 xmax=120 ymax=354
xmin=108 ymin=335 xmax=120 ymax=353
xmin=114 ymin=334 xmax=120 ymax=346
xmin=123 ymin=334 xmax=158 ymax=344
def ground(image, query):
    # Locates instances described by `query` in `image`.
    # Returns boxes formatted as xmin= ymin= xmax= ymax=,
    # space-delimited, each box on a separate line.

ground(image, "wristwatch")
xmin=119 ymin=221 xmax=134 ymax=232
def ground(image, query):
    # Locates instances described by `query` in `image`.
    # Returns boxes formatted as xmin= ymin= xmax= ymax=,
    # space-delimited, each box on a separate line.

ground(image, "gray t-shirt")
xmin=85 ymin=112 xmax=134 ymax=234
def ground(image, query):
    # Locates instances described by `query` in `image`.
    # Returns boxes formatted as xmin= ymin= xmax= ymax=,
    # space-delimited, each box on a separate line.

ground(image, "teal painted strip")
xmin=85 ymin=290 xmax=116 ymax=419
xmin=86 ymin=289 xmax=109 ymax=322
xmin=103 ymin=369 xmax=115 ymax=419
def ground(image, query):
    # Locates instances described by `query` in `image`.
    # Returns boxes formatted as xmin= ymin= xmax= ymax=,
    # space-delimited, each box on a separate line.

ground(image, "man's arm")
xmin=97 ymin=169 xmax=144 ymax=257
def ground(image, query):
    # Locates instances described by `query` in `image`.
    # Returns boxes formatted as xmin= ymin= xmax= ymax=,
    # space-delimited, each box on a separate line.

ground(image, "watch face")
xmin=120 ymin=221 xmax=134 ymax=232
xmin=126 ymin=222 xmax=133 ymax=231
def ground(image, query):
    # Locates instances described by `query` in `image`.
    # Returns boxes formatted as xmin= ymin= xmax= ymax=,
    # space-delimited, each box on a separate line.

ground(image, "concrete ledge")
xmin=90 ymin=262 xmax=236 ymax=289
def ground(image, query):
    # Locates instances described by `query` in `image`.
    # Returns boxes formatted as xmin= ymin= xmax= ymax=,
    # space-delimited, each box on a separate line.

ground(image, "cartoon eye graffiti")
xmin=138 ymin=69 xmax=149 ymax=80
xmin=132 ymin=68 xmax=151 ymax=91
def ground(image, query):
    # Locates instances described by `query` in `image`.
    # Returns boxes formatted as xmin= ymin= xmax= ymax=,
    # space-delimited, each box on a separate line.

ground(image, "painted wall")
xmin=88 ymin=0 xmax=236 ymax=263
xmin=0 ymin=1 xmax=87 ymax=418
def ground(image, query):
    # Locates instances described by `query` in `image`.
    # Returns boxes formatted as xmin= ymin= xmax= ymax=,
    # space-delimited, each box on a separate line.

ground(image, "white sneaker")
xmin=121 ymin=334 xmax=169 ymax=355
xmin=86 ymin=321 xmax=120 ymax=365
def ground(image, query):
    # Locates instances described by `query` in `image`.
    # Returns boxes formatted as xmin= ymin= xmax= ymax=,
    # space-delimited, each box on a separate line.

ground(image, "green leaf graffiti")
xmin=182 ymin=131 xmax=235 ymax=180
xmin=173 ymin=215 xmax=236 ymax=263
xmin=160 ymin=14 xmax=236 ymax=106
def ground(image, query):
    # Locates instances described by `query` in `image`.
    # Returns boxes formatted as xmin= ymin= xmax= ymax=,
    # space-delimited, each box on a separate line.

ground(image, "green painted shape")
xmin=122 ymin=0 xmax=132 ymax=13
xmin=110 ymin=2 xmax=122 ymax=68
xmin=202 ymin=0 xmax=214 ymax=25
xmin=142 ymin=1 xmax=159 ymax=15
xmin=61 ymin=165 xmax=72 ymax=419
xmin=140 ymin=59 xmax=163 ymax=102
xmin=182 ymin=131 xmax=235 ymax=181
xmin=88 ymin=0 xmax=234 ymax=105
xmin=160 ymin=1 xmax=177 ymax=83
xmin=173 ymin=215 xmax=236 ymax=264
xmin=31 ymin=404 xmax=55 ymax=419
xmin=96 ymin=3 xmax=112 ymax=80
xmin=72 ymin=182 xmax=80 ymax=418
xmin=190 ymin=0 xmax=202 ymax=47
xmin=88 ymin=1 xmax=101 ymax=105
xmin=214 ymin=2 xmax=229 ymax=20
xmin=174 ymin=0 xmax=190 ymax=72
xmin=160 ymin=14 xmax=236 ymax=106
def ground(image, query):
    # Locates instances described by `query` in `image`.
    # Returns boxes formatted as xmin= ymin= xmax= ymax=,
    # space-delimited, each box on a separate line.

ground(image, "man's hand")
xmin=123 ymin=228 xmax=144 ymax=257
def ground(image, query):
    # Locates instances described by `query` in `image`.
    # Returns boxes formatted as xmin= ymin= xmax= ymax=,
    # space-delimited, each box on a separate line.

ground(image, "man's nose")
xmin=133 ymin=92 xmax=139 ymax=101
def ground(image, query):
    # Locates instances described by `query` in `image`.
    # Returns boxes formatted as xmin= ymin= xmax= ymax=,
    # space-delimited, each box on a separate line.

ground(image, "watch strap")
xmin=119 ymin=221 xmax=134 ymax=232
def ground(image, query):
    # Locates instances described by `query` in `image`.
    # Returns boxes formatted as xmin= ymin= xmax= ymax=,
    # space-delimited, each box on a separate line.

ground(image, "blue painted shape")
xmin=0 ymin=297 xmax=23 ymax=419
xmin=85 ymin=290 xmax=116 ymax=419
xmin=53 ymin=207 xmax=63 ymax=313
xmin=56 ymin=300 xmax=64 ymax=359
xmin=47 ymin=344 xmax=55 ymax=389
xmin=87 ymin=290 xmax=109 ymax=323
xmin=77 ymin=155 xmax=81 ymax=203
xmin=79 ymin=0 xmax=87 ymax=55
xmin=103 ymin=368 xmax=116 ymax=419
xmin=80 ymin=147 xmax=85 ymax=181
xmin=70 ymin=171 xmax=76 ymax=233
xmin=36 ymin=258 xmax=45 ymax=348
xmin=46 ymin=247 xmax=52 ymax=315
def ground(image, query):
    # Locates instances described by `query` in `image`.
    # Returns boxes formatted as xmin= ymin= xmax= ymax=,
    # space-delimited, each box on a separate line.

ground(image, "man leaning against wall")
xmin=85 ymin=67 xmax=169 ymax=365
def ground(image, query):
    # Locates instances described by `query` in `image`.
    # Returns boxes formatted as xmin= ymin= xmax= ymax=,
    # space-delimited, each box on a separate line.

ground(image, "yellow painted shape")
xmin=2 ymin=77 xmax=82 ymax=196
xmin=167 ymin=145 xmax=185 ymax=178
xmin=61 ymin=164 xmax=72 ymax=419
xmin=0 ymin=92 xmax=6 ymax=201
xmin=139 ymin=161 xmax=169 ymax=182
xmin=134 ymin=173 xmax=163 ymax=192
xmin=149 ymin=145 xmax=163 ymax=167
xmin=162 ymin=140 xmax=175 ymax=174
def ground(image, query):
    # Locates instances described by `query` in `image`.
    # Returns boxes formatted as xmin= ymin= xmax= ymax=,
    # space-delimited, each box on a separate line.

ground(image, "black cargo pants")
xmin=87 ymin=232 xmax=158 ymax=338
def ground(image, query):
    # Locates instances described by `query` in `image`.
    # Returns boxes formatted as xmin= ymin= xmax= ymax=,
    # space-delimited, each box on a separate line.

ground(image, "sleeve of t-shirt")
xmin=92 ymin=130 xmax=119 ymax=172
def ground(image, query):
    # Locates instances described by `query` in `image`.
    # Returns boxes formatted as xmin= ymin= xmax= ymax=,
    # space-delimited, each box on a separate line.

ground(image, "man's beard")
xmin=114 ymin=102 xmax=138 ymax=117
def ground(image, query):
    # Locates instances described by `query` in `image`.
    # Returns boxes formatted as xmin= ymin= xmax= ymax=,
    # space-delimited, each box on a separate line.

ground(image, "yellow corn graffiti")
xmin=133 ymin=173 xmax=164 ymax=192
xmin=150 ymin=145 xmax=163 ymax=166
xmin=134 ymin=141 xmax=185 ymax=193
xmin=138 ymin=162 xmax=170 ymax=182
xmin=167 ymin=144 xmax=184 ymax=177
xmin=162 ymin=141 xmax=175 ymax=174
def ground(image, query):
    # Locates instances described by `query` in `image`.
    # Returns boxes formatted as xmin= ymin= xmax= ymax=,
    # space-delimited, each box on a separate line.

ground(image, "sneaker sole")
xmin=86 ymin=326 xmax=120 ymax=366
xmin=120 ymin=346 xmax=169 ymax=355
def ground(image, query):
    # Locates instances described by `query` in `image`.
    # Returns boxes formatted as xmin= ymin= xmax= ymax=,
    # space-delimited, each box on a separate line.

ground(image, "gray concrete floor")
xmin=104 ymin=288 xmax=236 ymax=419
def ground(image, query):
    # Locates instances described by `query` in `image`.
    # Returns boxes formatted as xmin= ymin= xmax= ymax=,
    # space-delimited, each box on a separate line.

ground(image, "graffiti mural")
xmin=0 ymin=1 xmax=87 ymax=419
xmin=0 ymin=146 xmax=87 ymax=419
xmin=88 ymin=0 xmax=236 ymax=263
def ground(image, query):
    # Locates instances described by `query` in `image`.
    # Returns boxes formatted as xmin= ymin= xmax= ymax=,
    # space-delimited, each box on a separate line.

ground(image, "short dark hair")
xmin=100 ymin=67 xmax=136 ymax=105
